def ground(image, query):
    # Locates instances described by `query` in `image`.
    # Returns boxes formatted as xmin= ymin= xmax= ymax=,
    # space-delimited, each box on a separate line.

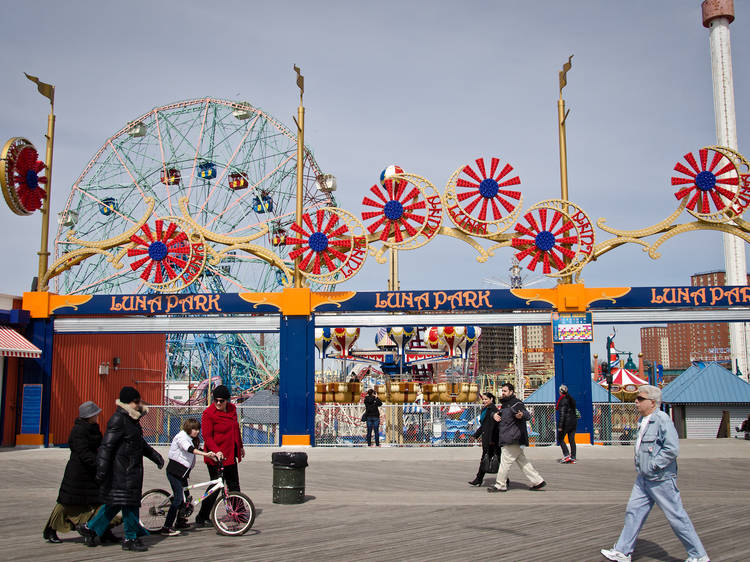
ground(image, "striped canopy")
xmin=0 ymin=327 xmax=41 ymax=358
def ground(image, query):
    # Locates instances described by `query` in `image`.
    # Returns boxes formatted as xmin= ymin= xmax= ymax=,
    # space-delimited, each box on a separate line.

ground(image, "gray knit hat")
xmin=79 ymin=401 xmax=102 ymax=419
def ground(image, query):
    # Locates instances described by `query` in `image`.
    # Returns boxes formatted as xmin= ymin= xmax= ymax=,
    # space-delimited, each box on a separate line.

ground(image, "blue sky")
xmin=1 ymin=0 xmax=748 ymax=356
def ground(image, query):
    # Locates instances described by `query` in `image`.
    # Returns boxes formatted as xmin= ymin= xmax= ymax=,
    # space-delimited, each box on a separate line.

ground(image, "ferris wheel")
xmin=54 ymin=97 xmax=331 ymax=294
xmin=53 ymin=98 xmax=333 ymax=393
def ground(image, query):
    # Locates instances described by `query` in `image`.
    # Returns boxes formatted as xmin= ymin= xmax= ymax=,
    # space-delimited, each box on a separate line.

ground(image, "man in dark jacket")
xmin=79 ymin=386 xmax=163 ymax=552
xmin=556 ymin=384 xmax=578 ymax=463
xmin=364 ymin=389 xmax=383 ymax=447
xmin=488 ymin=383 xmax=546 ymax=493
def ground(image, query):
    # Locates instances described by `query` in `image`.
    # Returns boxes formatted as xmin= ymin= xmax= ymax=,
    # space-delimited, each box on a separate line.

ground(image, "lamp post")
xmin=24 ymin=73 xmax=56 ymax=288
xmin=293 ymin=65 xmax=305 ymax=288
xmin=600 ymin=360 xmax=612 ymax=444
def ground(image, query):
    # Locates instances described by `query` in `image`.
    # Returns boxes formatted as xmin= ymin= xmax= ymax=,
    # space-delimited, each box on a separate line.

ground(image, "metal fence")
xmin=315 ymin=403 xmax=563 ymax=447
xmin=142 ymin=405 xmax=279 ymax=446
xmin=141 ymin=402 xmax=639 ymax=447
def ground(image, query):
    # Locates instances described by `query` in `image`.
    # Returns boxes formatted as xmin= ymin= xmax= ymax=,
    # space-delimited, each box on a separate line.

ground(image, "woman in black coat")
xmin=556 ymin=384 xmax=578 ymax=463
xmin=468 ymin=392 xmax=501 ymax=486
xmin=79 ymin=387 xmax=163 ymax=552
xmin=44 ymin=401 xmax=118 ymax=544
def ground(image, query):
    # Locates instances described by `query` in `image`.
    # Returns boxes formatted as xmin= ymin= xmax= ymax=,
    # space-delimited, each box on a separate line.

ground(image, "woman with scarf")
xmin=468 ymin=392 xmax=501 ymax=487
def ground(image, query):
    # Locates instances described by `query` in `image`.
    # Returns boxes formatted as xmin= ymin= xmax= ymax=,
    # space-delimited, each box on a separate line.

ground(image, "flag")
xmin=24 ymin=72 xmax=54 ymax=103
xmin=559 ymin=55 xmax=573 ymax=92
xmin=293 ymin=64 xmax=304 ymax=95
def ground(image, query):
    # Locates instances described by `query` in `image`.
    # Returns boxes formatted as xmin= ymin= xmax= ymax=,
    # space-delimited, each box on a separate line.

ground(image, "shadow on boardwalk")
xmin=2 ymin=441 xmax=749 ymax=561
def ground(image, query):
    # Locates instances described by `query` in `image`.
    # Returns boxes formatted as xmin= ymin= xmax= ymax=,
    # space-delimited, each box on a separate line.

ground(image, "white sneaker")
xmin=600 ymin=548 xmax=631 ymax=562
xmin=685 ymin=556 xmax=710 ymax=562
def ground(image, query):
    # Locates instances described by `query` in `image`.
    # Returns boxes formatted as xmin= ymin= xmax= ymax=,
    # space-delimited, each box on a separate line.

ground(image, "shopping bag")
xmin=481 ymin=452 xmax=500 ymax=474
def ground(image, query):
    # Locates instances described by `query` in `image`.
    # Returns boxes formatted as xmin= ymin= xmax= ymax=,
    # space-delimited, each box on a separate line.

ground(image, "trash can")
xmin=271 ymin=452 xmax=308 ymax=504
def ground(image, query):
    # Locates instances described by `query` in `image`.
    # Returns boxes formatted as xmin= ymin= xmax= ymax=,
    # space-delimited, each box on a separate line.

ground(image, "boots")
xmin=43 ymin=526 xmax=62 ymax=544
xmin=77 ymin=524 xmax=98 ymax=547
xmin=122 ymin=538 xmax=148 ymax=552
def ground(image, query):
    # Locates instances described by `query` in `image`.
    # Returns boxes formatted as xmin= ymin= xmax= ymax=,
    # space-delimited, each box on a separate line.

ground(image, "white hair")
xmin=559 ymin=384 xmax=568 ymax=394
xmin=639 ymin=384 xmax=661 ymax=406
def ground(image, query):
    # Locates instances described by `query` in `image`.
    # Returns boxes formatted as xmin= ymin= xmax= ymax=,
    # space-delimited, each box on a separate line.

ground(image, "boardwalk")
xmin=2 ymin=441 xmax=749 ymax=561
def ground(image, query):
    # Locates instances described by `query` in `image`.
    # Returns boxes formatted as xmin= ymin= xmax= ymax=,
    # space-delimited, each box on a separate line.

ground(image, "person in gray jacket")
xmin=487 ymin=383 xmax=545 ymax=493
xmin=601 ymin=385 xmax=709 ymax=562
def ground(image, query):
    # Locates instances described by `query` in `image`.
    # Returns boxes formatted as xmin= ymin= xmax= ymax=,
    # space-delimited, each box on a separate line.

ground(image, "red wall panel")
xmin=2 ymin=357 xmax=20 ymax=445
xmin=51 ymin=333 xmax=166 ymax=445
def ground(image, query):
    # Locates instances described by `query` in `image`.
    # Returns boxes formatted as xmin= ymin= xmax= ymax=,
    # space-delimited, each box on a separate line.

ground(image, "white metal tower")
xmin=702 ymin=0 xmax=749 ymax=379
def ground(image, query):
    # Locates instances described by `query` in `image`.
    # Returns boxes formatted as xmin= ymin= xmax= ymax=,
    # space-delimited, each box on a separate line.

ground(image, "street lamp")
xmin=600 ymin=360 xmax=612 ymax=444
xmin=601 ymin=360 xmax=612 ymax=403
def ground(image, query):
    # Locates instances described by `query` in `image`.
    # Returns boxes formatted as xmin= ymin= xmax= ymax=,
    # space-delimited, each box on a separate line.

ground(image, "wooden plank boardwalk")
xmin=1 ymin=440 xmax=748 ymax=561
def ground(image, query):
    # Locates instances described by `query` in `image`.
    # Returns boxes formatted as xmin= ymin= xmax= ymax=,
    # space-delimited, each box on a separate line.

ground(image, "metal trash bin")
xmin=271 ymin=452 xmax=308 ymax=504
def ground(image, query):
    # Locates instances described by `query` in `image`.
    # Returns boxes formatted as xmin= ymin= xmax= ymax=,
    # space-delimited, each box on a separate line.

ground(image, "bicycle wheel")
xmin=210 ymin=491 xmax=256 ymax=536
xmin=140 ymin=488 xmax=171 ymax=531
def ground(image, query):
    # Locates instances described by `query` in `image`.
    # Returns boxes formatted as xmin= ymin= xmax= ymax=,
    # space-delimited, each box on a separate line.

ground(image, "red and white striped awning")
xmin=0 ymin=327 xmax=41 ymax=358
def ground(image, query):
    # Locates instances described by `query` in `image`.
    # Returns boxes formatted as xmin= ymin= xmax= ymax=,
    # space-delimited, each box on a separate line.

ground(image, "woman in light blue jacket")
xmin=601 ymin=385 xmax=709 ymax=562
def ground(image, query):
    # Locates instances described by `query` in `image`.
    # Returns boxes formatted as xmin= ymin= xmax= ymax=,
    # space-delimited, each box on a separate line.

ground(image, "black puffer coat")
xmin=57 ymin=418 xmax=102 ymax=506
xmin=556 ymin=393 xmax=578 ymax=432
xmin=96 ymin=401 xmax=163 ymax=506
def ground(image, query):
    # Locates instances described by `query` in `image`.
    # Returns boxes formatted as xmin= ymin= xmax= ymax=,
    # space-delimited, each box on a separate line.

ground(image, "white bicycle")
xmin=141 ymin=461 xmax=255 ymax=536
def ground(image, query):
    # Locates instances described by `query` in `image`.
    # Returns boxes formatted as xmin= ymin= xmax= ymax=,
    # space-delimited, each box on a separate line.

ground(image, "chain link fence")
xmin=594 ymin=402 xmax=640 ymax=445
xmin=142 ymin=405 xmax=279 ymax=446
xmin=141 ymin=402 xmax=639 ymax=447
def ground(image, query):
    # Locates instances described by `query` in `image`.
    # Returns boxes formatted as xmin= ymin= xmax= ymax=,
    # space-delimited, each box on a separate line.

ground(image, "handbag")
xmin=481 ymin=452 xmax=500 ymax=474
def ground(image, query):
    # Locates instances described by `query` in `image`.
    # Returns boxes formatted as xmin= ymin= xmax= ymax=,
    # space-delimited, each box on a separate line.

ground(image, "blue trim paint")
xmin=25 ymin=318 xmax=54 ymax=446
xmin=279 ymin=315 xmax=315 ymax=444
xmin=554 ymin=342 xmax=593 ymax=444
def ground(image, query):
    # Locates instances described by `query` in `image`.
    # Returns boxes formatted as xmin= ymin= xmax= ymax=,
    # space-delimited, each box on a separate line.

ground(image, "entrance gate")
xmin=20 ymin=284 xmax=750 ymax=446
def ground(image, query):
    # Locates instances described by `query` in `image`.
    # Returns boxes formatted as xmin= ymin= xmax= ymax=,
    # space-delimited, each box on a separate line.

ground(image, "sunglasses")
xmin=635 ymin=396 xmax=651 ymax=402
xmin=214 ymin=398 xmax=227 ymax=404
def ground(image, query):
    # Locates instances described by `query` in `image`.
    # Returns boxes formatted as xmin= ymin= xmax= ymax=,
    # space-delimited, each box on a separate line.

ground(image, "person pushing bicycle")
xmin=161 ymin=419 xmax=218 ymax=536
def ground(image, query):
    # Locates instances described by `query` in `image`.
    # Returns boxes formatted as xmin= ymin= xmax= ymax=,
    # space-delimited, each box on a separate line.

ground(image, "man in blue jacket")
xmin=601 ymin=385 xmax=709 ymax=562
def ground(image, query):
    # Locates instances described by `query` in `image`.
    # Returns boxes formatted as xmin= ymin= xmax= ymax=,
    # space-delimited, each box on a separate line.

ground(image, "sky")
xmin=0 ymin=0 xmax=748 ymax=358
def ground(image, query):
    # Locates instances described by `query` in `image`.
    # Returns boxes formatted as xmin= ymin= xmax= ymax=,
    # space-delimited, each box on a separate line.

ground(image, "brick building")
xmin=476 ymin=324 xmax=554 ymax=384
xmin=640 ymin=271 xmax=745 ymax=370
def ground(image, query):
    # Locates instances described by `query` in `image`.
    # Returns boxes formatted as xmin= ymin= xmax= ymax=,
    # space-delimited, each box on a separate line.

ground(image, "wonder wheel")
xmin=53 ymin=98 xmax=332 ymax=394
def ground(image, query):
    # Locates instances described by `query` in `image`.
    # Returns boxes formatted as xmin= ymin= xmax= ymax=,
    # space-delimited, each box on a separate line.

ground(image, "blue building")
xmin=662 ymin=362 xmax=750 ymax=438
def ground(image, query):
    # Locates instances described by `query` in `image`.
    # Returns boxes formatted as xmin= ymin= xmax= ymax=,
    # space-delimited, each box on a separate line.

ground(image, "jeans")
xmin=366 ymin=417 xmax=380 ymax=446
xmin=196 ymin=463 xmax=240 ymax=523
xmin=165 ymin=471 xmax=187 ymax=529
xmin=88 ymin=504 xmax=145 ymax=540
xmin=558 ymin=428 xmax=576 ymax=459
xmin=493 ymin=443 xmax=543 ymax=490
xmin=614 ymin=475 xmax=706 ymax=558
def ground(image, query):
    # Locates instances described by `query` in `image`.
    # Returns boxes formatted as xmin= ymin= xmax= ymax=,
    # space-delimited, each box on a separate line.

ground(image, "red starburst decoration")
xmin=13 ymin=145 xmax=47 ymax=212
xmin=511 ymin=208 xmax=578 ymax=274
xmin=456 ymin=157 xmax=520 ymax=222
xmin=128 ymin=220 xmax=191 ymax=283
xmin=671 ymin=148 xmax=739 ymax=215
xmin=284 ymin=210 xmax=352 ymax=274
xmin=361 ymin=178 xmax=426 ymax=242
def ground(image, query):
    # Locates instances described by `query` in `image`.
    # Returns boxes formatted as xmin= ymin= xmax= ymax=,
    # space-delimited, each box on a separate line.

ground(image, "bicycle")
xmin=140 ymin=460 xmax=255 ymax=536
